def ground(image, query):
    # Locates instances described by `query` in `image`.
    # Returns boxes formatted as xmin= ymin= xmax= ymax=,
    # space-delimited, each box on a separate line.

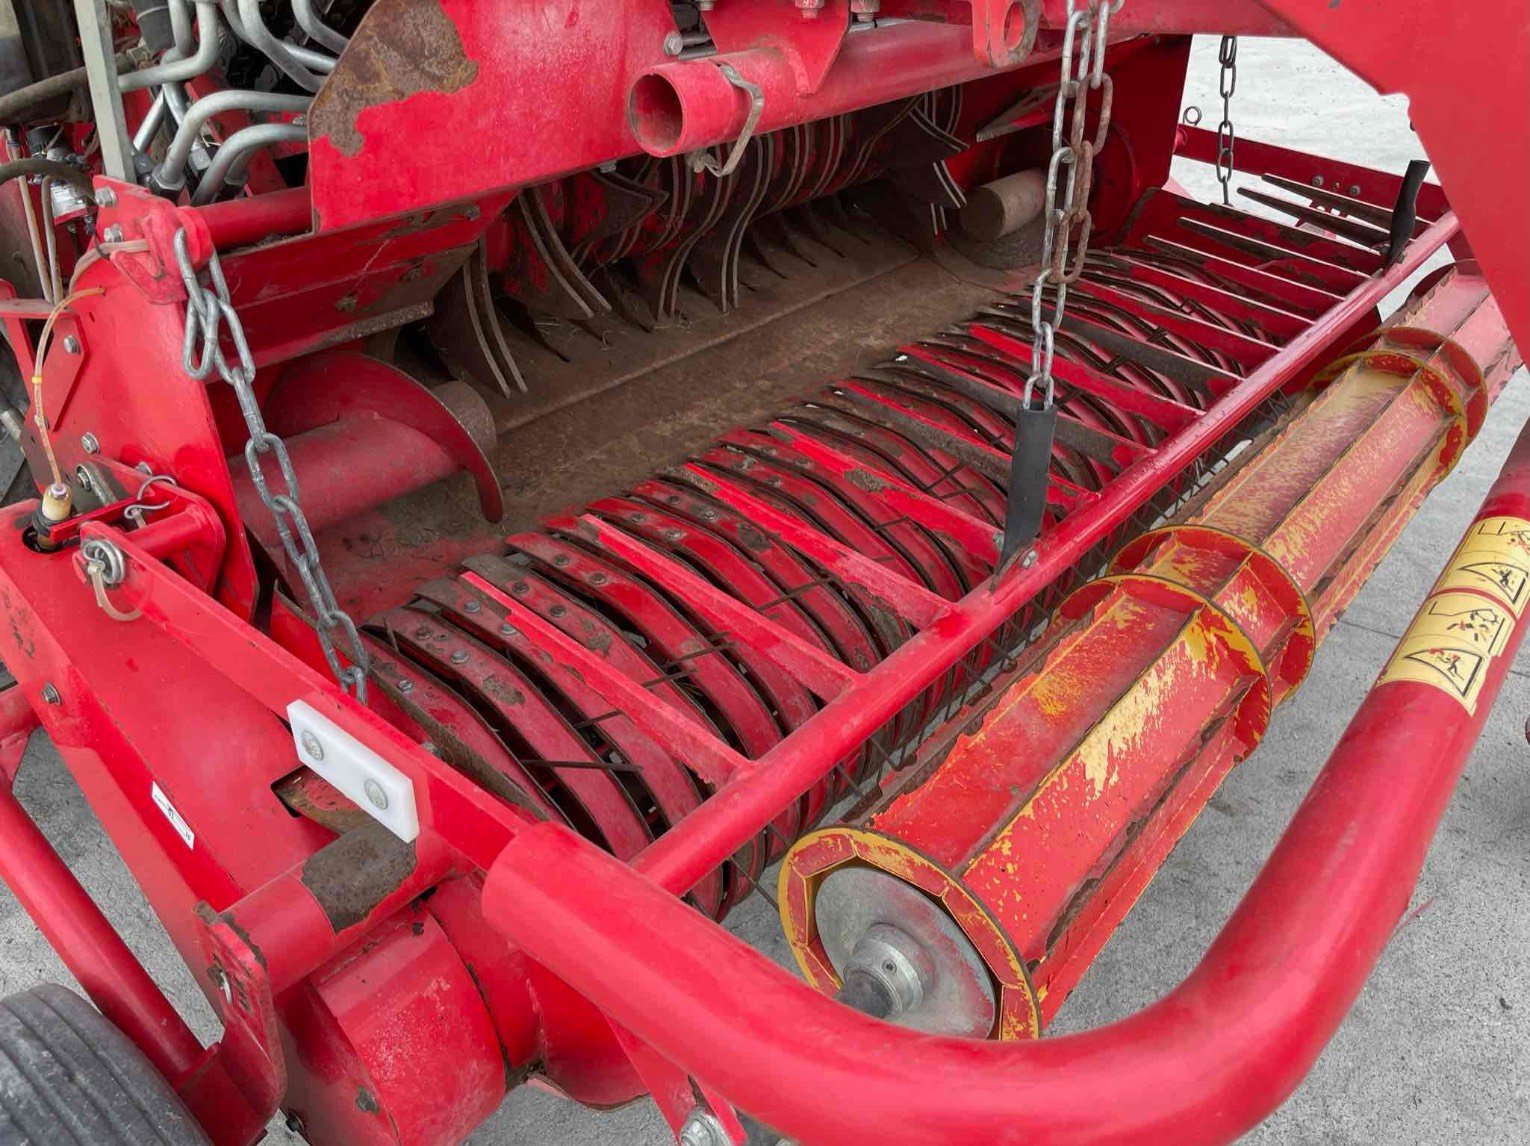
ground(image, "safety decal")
xmin=1379 ymin=517 xmax=1530 ymax=711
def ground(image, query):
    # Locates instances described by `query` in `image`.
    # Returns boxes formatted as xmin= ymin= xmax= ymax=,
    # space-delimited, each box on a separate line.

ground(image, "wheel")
xmin=0 ymin=984 xmax=208 ymax=1145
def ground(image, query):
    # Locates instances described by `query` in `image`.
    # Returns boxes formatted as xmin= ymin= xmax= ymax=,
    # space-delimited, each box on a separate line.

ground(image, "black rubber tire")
xmin=0 ymin=984 xmax=208 ymax=1145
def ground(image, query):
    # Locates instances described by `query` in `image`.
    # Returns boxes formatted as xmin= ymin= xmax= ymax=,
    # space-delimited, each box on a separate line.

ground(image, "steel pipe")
xmin=189 ymin=122 xmax=308 ymax=205
xmin=293 ymin=0 xmax=349 ymax=53
xmin=118 ymin=0 xmax=220 ymax=92
xmin=0 ymin=783 xmax=204 ymax=1082
xmin=629 ymin=23 xmax=1066 ymax=160
xmin=152 ymin=90 xmax=310 ymax=192
xmin=232 ymin=0 xmax=333 ymax=92
xmin=195 ymin=185 xmax=313 ymax=248
xmin=482 ymin=401 xmax=1530 ymax=1142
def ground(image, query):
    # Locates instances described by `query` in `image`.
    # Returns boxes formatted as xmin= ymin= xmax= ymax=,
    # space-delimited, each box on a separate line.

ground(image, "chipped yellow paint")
xmin=777 ymin=825 xmax=1041 ymax=1039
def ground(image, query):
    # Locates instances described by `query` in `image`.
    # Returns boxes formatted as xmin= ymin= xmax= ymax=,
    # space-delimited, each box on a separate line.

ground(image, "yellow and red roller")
xmin=779 ymin=272 xmax=1518 ymax=1036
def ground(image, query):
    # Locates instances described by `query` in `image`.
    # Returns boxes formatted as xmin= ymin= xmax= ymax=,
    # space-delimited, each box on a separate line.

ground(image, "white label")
xmin=151 ymin=782 xmax=195 ymax=849
xmin=286 ymin=701 xmax=420 ymax=842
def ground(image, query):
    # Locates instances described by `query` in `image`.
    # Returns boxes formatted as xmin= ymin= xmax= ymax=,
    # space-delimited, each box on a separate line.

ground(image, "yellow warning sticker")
xmin=1434 ymin=516 xmax=1530 ymax=615
xmin=1379 ymin=516 xmax=1530 ymax=710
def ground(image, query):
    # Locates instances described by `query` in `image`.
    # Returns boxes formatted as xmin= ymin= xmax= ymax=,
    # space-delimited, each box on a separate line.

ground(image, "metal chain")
xmin=1215 ymin=35 xmax=1238 ymax=205
xmin=172 ymin=228 xmax=371 ymax=703
xmin=1025 ymin=0 xmax=1122 ymax=409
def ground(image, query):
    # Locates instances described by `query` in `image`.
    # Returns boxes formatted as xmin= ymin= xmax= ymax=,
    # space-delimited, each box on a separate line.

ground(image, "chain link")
xmin=1215 ymin=35 xmax=1238 ymax=205
xmin=172 ymin=228 xmax=371 ymax=703
xmin=1025 ymin=0 xmax=1122 ymax=408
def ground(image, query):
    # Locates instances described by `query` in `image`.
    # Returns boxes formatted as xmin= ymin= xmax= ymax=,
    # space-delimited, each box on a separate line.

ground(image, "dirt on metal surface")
xmin=314 ymin=233 xmax=1003 ymax=619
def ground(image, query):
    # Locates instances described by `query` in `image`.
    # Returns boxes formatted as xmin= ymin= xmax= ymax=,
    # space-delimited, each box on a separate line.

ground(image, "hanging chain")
xmin=1215 ymin=35 xmax=1238 ymax=205
xmin=172 ymin=228 xmax=371 ymax=703
xmin=1026 ymin=0 xmax=1122 ymax=409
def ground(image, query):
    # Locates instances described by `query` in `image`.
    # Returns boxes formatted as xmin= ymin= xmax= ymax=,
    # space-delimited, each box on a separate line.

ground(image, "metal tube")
xmin=232 ymin=0 xmax=332 ymax=92
xmin=627 ymin=210 xmax=1464 ymax=900
xmin=0 ymin=783 xmax=204 ymax=1082
xmin=118 ymin=0 xmax=220 ymax=92
xmin=482 ymin=404 xmax=1530 ymax=1144
xmin=194 ymin=185 xmax=312 ymax=247
xmin=153 ymin=90 xmax=310 ymax=192
xmin=189 ymin=122 xmax=307 ymax=205
xmin=293 ymin=0 xmax=349 ymax=53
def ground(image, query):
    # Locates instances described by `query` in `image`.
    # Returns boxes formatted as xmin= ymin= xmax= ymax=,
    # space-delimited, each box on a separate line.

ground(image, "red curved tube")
xmin=482 ymin=416 xmax=1530 ymax=1145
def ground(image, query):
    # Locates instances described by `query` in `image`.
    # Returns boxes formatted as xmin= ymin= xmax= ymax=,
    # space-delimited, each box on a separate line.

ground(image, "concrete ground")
xmin=1 ymin=36 xmax=1526 ymax=1146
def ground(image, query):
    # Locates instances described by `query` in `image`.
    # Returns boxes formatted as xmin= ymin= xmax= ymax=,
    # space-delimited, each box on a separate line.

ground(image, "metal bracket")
xmin=686 ymin=64 xmax=764 ymax=179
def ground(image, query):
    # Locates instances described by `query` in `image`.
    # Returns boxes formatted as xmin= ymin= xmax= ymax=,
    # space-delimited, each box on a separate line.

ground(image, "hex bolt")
xmin=363 ymin=778 xmax=389 ymax=810
xmin=80 ymin=432 xmax=100 ymax=454
xmin=101 ymin=224 xmax=124 ymax=243
xmin=449 ymin=649 xmax=469 ymax=665
xmin=499 ymin=622 xmax=515 ymax=636
xmin=300 ymin=730 xmax=325 ymax=762
xmin=74 ymin=466 xmax=93 ymax=493
xmin=663 ymin=31 xmax=684 ymax=56
xmin=61 ymin=335 xmax=80 ymax=354
xmin=41 ymin=683 xmax=60 ymax=705
xmin=1022 ymin=548 xmax=1039 ymax=568
xmin=397 ymin=679 xmax=415 ymax=694
xmin=1311 ymin=175 xmax=1325 ymax=188
xmin=463 ymin=598 xmax=481 ymax=613
xmin=94 ymin=187 xmax=116 ymax=208
xmin=678 ymin=1109 xmax=730 ymax=1146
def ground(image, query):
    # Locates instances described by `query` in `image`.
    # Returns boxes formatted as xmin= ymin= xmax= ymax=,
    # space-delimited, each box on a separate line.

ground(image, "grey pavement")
xmin=1 ymin=36 xmax=1526 ymax=1146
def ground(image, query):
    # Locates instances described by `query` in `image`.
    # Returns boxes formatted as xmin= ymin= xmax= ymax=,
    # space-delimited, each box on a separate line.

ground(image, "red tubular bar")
xmin=481 ymin=411 xmax=1530 ymax=1144
xmin=0 ymin=784 xmax=204 ymax=1082
xmin=194 ymin=187 xmax=313 ymax=251
xmin=628 ymin=209 xmax=1460 ymax=899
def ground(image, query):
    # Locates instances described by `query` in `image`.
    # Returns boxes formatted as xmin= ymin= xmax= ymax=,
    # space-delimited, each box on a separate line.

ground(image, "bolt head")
xmin=678 ymin=1110 xmax=730 ymax=1146
xmin=300 ymin=729 xmax=325 ymax=762
xmin=1021 ymin=548 xmax=1038 ymax=568
xmin=663 ymin=31 xmax=685 ymax=56
xmin=1347 ymin=184 xmax=1362 ymax=197
xmin=101 ymin=224 xmax=124 ymax=243
xmin=41 ymin=683 xmax=60 ymax=705
xmin=363 ymin=777 xmax=389 ymax=810
xmin=61 ymin=335 xmax=80 ymax=354
xmin=397 ymin=679 xmax=415 ymax=694
xmin=449 ymin=649 xmax=469 ymax=664
xmin=80 ymin=432 xmax=99 ymax=454
xmin=94 ymin=187 xmax=116 ymax=208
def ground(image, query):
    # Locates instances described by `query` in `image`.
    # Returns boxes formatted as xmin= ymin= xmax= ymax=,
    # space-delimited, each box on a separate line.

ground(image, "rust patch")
xmin=301 ymin=820 xmax=418 ymax=934
xmin=844 ymin=468 xmax=890 ymax=494
xmin=310 ymin=0 xmax=479 ymax=158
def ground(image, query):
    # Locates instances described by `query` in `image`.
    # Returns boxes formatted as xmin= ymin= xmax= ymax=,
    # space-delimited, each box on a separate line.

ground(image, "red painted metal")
xmin=0 ymin=5 xmax=1523 ymax=1144
xmin=0 ymin=783 xmax=204 ymax=1083
xmin=483 ymin=405 xmax=1530 ymax=1142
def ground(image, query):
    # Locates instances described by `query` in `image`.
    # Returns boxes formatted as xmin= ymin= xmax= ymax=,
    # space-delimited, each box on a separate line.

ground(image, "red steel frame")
xmin=0 ymin=2 xmax=1524 ymax=1143
xmin=483 ymin=407 xmax=1530 ymax=1143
